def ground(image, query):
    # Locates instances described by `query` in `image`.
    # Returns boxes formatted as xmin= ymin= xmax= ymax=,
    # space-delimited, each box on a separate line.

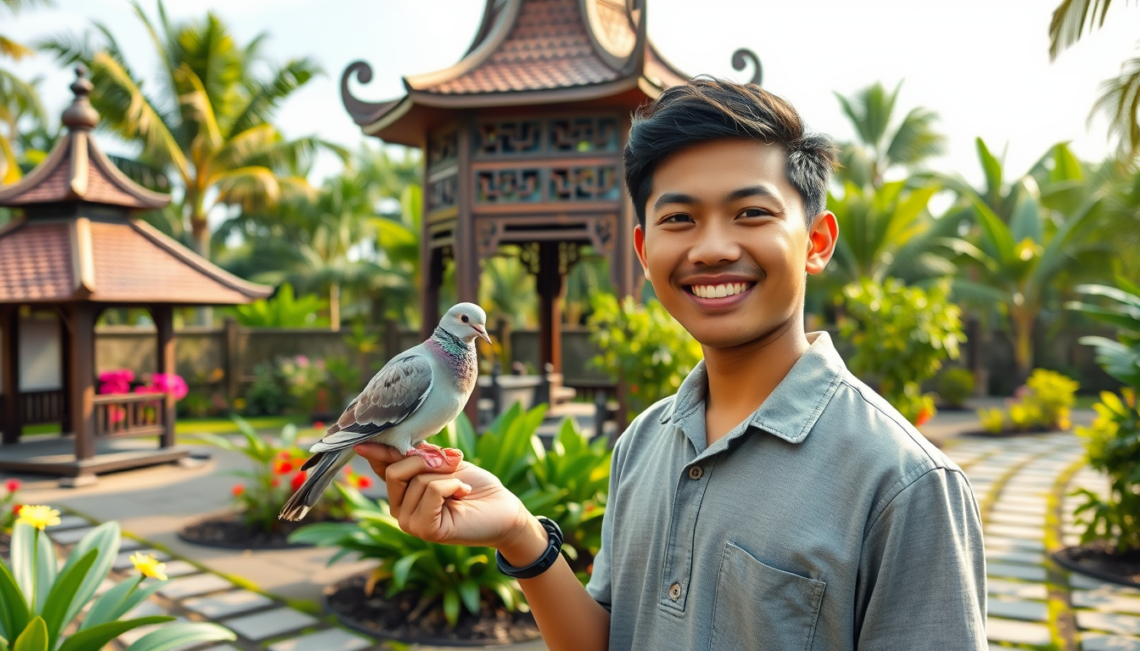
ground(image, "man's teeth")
xmin=691 ymin=282 xmax=750 ymax=299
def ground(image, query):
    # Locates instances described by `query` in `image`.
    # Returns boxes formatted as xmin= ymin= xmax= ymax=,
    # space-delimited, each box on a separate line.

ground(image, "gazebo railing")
xmin=93 ymin=393 xmax=166 ymax=438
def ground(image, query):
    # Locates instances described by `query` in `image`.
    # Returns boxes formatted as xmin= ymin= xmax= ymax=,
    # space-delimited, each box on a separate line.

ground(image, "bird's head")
xmin=440 ymin=303 xmax=491 ymax=344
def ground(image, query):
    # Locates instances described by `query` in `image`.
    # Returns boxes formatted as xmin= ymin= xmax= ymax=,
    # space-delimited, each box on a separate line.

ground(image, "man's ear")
xmin=805 ymin=211 xmax=838 ymax=275
xmin=634 ymin=224 xmax=652 ymax=281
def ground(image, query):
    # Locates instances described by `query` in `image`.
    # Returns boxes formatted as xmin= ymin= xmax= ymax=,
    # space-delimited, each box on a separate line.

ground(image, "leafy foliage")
xmin=0 ymin=519 xmax=233 ymax=651
xmin=839 ymin=278 xmax=964 ymax=424
xmin=291 ymin=405 xmax=612 ymax=626
xmin=978 ymin=369 xmax=1078 ymax=433
xmin=587 ymin=294 xmax=703 ymax=419
xmin=936 ymin=367 xmax=976 ymax=409
xmin=1068 ymin=278 xmax=1140 ymax=551
xmin=231 ymin=283 xmax=326 ymax=328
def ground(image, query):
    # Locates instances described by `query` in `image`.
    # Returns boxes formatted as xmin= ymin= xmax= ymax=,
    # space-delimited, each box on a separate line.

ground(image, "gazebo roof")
xmin=342 ymin=0 xmax=691 ymax=146
xmin=0 ymin=65 xmax=272 ymax=306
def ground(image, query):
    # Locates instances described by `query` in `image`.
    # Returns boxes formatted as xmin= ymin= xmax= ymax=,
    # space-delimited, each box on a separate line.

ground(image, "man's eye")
xmin=738 ymin=208 xmax=770 ymax=219
xmin=661 ymin=213 xmax=693 ymax=224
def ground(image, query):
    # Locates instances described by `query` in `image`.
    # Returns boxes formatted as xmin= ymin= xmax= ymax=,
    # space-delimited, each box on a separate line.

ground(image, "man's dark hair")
xmin=624 ymin=77 xmax=837 ymax=228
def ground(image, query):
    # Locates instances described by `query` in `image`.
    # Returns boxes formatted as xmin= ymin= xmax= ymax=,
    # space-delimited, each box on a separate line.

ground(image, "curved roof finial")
xmin=62 ymin=64 xmax=99 ymax=132
xmin=732 ymin=48 xmax=763 ymax=86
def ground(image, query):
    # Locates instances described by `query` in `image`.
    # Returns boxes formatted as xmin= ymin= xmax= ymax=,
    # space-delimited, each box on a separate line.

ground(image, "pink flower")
xmin=4 ymin=479 xmax=20 ymax=493
xmin=296 ymin=355 xmax=309 ymax=367
xmin=150 ymin=373 xmax=188 ymax=400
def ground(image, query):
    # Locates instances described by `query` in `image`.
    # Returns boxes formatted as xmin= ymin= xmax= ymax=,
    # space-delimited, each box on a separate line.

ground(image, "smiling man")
xmin=355 ymin=78 xmax=987 ymax=651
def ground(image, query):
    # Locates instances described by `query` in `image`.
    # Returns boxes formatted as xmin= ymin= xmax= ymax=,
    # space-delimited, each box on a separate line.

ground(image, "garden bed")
xmin=1052 ymin=543 xmax=1140 ymax=588
xmin=178 ymin=511 xmax=345 ymax=550
xmin=324 ymin=572 xmax=541 ymax=647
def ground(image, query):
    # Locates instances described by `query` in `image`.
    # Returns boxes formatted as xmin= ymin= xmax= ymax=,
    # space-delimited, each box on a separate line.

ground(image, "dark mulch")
xmin=1053 ymin=542 xmax=1140 ymax=588
xmin=325 ymin=572 xmax=541 ymax=647
xmin=178 ymin=511 xmax=343 ymax=550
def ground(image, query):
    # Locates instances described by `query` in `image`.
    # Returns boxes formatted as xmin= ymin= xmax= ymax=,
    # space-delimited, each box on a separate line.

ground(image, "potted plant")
xmin=1052 ymin=281 xmax=1140 ymax=585
xmin=0 ymin=507 xmax=233 ymax=651
xmin=290 ymin=405 xmax=611 ymax=646
xmin=179 ymin=418 xmax=360 ymax=549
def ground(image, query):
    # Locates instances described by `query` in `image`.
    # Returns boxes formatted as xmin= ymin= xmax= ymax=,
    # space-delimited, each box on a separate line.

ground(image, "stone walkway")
xmin=6 ymin=426 xmax=1140 ymax=649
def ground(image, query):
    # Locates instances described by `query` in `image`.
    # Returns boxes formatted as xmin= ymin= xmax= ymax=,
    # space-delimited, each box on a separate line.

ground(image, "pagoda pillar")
xmin=153 ymin=306 xmax=176 ymax=449
xmin=67 ymin=303 xmax=96 ymax=461
xmin=1 ymin=307 xmax=19 ymax=444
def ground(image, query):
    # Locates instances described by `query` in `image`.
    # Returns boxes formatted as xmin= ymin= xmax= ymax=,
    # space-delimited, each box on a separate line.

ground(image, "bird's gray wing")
xmin=308 ymin=351 xmax=434 ymax=454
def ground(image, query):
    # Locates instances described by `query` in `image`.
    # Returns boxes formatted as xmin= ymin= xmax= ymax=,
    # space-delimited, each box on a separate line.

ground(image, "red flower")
xmin=4 ymin=479 xmax=20 ymax=493
xmin=271 ymin=478 xmax=280 ymax=488
xmin=291 ymin=472 xmax=307 ymax=491
xmin=915 ymin=408 xmax=933 ymax=427
xmin=11 ymin=504 xmax=21 ymax=515
xmin=232 ymin=484 xmax=245 ymax=497
xmin=355 ymin=475 xmax=373 ymax=489
xmin=278 ymin=451 xmax=291 ymax=460
xmin=312 ymin=421 xmax=325 ymax=430
xmin=275 ymin=460 xmax=294 ymax=475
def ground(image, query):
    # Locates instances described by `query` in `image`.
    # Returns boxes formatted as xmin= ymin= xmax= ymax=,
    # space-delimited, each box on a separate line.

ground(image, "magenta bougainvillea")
xmin=98 ymin=368 xmax=187 ymax=400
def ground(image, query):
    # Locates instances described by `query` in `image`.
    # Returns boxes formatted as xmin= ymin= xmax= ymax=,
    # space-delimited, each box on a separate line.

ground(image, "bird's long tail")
xmin=279 ymin=449 xmax=353 ymax=521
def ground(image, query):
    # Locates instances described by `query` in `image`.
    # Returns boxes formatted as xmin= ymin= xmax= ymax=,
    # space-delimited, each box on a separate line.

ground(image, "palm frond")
xmin=1092 ymin=48 xmax=1140 ymax=157
xmin=228 ymin=57 xmax=320 ymax=137
xmin=0 ymin=35 xmax=34 ymax=60
xmin=885 ymin=106 xmax=947 ymax=168
xmin=1049 ymin=0 xmax=1115 ymax=59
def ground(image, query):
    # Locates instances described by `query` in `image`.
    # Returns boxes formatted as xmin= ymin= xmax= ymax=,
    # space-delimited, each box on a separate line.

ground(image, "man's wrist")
xmin=497 ymin=513 xmax=550 ymax=568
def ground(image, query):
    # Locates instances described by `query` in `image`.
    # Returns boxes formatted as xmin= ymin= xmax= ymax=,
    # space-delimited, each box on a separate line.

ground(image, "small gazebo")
xmin=0 ymin=66 xmax=271 ymax=485
xmin=342 ymin=0 xmax=759 ymax=420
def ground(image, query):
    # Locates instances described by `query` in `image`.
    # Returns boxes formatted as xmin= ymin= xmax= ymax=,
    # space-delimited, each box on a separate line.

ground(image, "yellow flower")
xmin=17 ymin=505 xmax=61 ymax=530
xmin=130 ymin=553 xmax=168 ymax=581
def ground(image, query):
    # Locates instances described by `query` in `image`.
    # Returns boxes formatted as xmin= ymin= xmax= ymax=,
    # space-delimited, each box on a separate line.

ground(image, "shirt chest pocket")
xmin=709 ymin=542 xmax=827 ymax=651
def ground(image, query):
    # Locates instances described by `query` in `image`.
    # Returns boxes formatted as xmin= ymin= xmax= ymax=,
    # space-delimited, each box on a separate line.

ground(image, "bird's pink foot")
xmin=405 ymin=442 xmax=461 ymax=469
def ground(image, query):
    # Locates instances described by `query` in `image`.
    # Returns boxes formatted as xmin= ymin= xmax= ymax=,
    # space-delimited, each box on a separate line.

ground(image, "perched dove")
xmin=280 ymin=303 xmax=491 ymax=521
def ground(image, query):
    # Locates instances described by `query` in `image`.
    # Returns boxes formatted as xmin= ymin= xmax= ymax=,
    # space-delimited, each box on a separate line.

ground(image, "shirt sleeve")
xmin=585 ymin=431 xmax=628 ymax=612
xmin=855 ymin=467 xmax=987 ymax=650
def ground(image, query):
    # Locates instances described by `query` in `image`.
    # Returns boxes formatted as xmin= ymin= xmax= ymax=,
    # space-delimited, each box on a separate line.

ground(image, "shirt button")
xmin=688 ymin=465 xmax=703 ymax=480
xmin=669 ymin=582 xmax=682 ymax=600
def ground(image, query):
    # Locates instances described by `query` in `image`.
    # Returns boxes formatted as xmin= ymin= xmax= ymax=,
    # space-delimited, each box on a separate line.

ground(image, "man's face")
xmin=634 ymin=138 xmax=835 ymax=349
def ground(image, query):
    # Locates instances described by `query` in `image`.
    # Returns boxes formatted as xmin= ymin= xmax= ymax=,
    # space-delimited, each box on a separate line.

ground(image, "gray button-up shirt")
xmin=586 ymin=332 xmax=986 ymax=650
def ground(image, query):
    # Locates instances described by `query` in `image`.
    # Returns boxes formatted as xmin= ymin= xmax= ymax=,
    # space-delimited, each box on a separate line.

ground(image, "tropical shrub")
xmin=0 ymin=510 xmax=233 ymax=651
xmin=278 ymin=355 xmax=328 ymax=414
xmin=242 ymin=362 xmax=287 ymax=416
xmin=192 ymin=418 xmax=355 ymax=532
xmin=232 ymin=285 xmax=327 ymax=329
xmin=291 ymin=405 xmax=612 ymax=626
xmin=1 ymin=479 xmax=21 ymax=533
xmin=936 ymin=367 xmax=975 ymax=408
xmin=1067 ymin=280 xmax=1140 ymax=551
xmin=976 ymin=369 xmax=1078 ymax=433
xmin=588 ymin=294 xmax=703 ymax=419
xmin=839 ymin=277 xmax=964 ymax=424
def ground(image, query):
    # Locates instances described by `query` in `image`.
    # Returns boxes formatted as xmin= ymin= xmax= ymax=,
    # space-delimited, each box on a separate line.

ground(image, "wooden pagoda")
xmin=0 ymin=66 xmax=271 ymax=485
xmin=341 ymin=1 xmax=761 ymax=406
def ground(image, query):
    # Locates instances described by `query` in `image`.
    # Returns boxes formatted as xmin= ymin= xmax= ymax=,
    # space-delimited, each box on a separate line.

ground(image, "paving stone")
xmin=182 ymin=590 xmax=275 ymax=619
xmin=988 ymin=562 xmax=1047 ymax=581
xmin=985 ymin=523 xmax=1044 ymax=539
xmin=267 ymin=628 xmax=373 ymax=651
xmin=161 ymin=560 xmax=199 ymax=578
xmin=1077 ymin=610 xmax=1140 ymax=635
xmin=157 ymin=573 xmax=233 ymax=599
xmin=46 ymin=515 xmax=90 ymax=531
xmin=1001 ymin=488 xmax=1050 ymax=500
xmin=988 ymin=511 xmax=1044 ymax=527
xmin=49 ymin=526 xmax=96 ymax=545
xmin=1073 ymin=590 xmax=1140 ymax=614
xmin=992 ymin=502 xmax=1047 ymax=516
xmin=124 ymin=600 xmax=165 ymax=618
xmin=117 ymin=537 xmax=144 ymax=552
xmin=1080 ymin=633 xmax=1140 ymax=650
xmin=987 ymin=578 xmax=1048 ymax=600
xmin=222 ymin=607 xmax=318 ymax=641
xmin=984 ymin=535 xmax=1045 ymax=552
xmin=113 ymin=549 xmax=170 ymax=571
xmin=985 ymin=617 xmax=1051 ymax=645
xmin=985 ymin=548 xmax=1045 ymax=566
xmin=1063 ymin=533 xmax=1083 ymax=547
xmin=987 ymin=596 xmax=1048 ymax=621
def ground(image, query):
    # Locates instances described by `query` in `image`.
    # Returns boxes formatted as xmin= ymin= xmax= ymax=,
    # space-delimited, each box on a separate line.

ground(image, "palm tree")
xmin=944 ymin=142 xmax=1113 ymax=383
xmin=0 ymin=0 xmax=49 ymax=183
xmin=39 ymin=0 xmax=342 ymax=258
xmin=834 ymin=81 xmax=947 ymax=188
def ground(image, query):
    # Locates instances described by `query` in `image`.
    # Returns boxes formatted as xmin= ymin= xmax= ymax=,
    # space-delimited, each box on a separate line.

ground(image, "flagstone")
xmin=49 ymin=526 xmax=96 ymax=545
xmin=987 ymin=597 xmax=1048 ymax=622
xmin=182 ymin=590 xmax=276 ymax=619
xmin=222 ymin=607 xmax=319 ymax=641
xmin=985 ymin=548 xmax=1045 ymax=566
xmin=987 ymin=578 xmax=1048 ymax=600
xmin=985 ymin=523 xmax=1043 ymax=540
xmin=984 ymin=535 xmax=1045 ymax=552
xmin=985 ymin=617 xmax=1051 ymax=645
xmin=1077 ymin=610 xmax=1140 ymax=635
xmin=1073 ymin=590 xmax=1140 ymax=614
xmin=988 ymin=511 xmax=1044 ymax=527
xmin=158 ymin=573 xmax=234 ymax=599
xmin=988 ymin=562 xmax=1047 ymax=581
xmin=1080 ymin=633 xmax=1140 ymax=651
xmin=267 ymin=628 xmax=374 ymax=651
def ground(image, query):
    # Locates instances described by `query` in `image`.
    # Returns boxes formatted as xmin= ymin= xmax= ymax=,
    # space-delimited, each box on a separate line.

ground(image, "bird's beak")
xmin=472 ymin=324 xmax=491 ymax=344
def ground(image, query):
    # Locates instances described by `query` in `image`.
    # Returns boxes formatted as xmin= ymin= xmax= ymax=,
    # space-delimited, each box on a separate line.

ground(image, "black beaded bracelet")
xmin=496 ymin=516 xmax=563 ymax=579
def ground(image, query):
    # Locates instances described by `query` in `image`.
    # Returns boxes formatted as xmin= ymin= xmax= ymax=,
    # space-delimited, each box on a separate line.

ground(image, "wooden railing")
xmin=21 ymin=389 xmax=67 ymax=425
xmin=93 ymin=393 xmax=165 ymax=438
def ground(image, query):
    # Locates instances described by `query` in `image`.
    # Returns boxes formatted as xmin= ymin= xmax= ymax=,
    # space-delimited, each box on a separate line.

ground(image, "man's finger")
xmin=354 ymin=443 xmax=404 ymax=479
xmin=382 ymin=453 xmax=462 ymax=518
xmin=405 ymin=476 xmax=473 ymax=539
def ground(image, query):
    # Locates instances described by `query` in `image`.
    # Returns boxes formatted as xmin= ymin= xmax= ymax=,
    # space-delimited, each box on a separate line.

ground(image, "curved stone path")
xmin=2 ymin=431 xmax=1136 ymax=650
xmin=945 ymin=433 xmax=1140 ymax=650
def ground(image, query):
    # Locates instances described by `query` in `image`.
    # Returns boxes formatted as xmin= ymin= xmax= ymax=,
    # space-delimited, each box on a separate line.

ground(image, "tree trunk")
xmin=189 ymin=211 xmax=213 ymax=326
xmin=330 ymin=282 xmax=340 ymax=331
xmin=1012 ymin=310 xmax=1035 ymax=388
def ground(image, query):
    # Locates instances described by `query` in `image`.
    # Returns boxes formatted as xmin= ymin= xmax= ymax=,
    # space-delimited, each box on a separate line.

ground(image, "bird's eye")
xmin=461 ymin=315 xmax=469 ymax=323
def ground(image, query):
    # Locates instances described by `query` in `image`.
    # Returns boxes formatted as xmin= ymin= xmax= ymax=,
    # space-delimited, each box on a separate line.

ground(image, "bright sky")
xmin=7 ymin=0 xmax=1140 ymax=211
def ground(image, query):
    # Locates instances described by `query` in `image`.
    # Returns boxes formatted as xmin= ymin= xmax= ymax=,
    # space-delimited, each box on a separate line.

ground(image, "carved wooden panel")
xmin=427 ymin=174 xmax=457 ymax=213
xmin=475 ymin=120 xmax=542 ymax=156
xmin=549 ymin=117 xmax=619 ymax=153
xmin=476 ymin=169 xmax=542 ymax=203
xmin=549 ymin=166 xmax=620 ymax=201
xmin=427 ymin=128 xmax=458 ymax=171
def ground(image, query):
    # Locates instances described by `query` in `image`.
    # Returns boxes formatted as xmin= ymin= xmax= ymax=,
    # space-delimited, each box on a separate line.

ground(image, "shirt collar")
xmin=659 ymin=331 xmax=846 ymax=446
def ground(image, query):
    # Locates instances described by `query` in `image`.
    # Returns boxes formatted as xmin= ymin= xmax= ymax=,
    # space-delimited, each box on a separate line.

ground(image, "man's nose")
xmin=688 ymin=220 xmax=742 ymax=266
